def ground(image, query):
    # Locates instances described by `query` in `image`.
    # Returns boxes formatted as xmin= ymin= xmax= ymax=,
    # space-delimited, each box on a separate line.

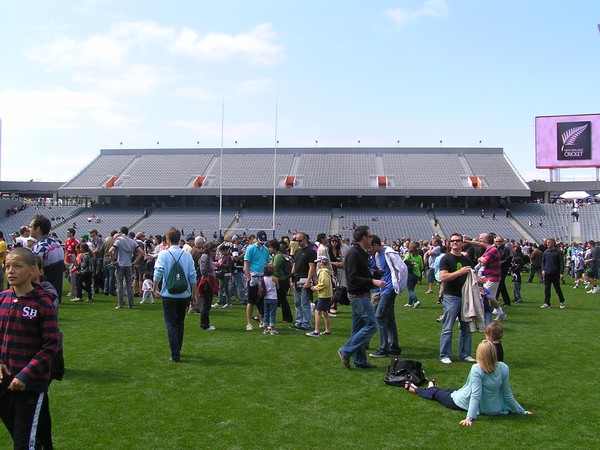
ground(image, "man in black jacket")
xmin=541 ymin=238 xmax=566 ymax=309
xmin=496 ymin=237 xmax=513 ymax=306
xmin=338 ymin=226 xmax=385 ymax=370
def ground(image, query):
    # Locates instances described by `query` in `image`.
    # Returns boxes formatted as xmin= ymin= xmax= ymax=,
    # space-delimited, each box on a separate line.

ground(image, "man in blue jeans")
xmin=369 ymin=235 xmax=407 ymax=359
xmin=338 ymin=226 xmax=385 ymax=369
xmin=153 ymin=227 xmax=197 ymax=362
xmin=439 ymin=233 xmax=475 ymax=364
xmin=109 ymin=226 xmax=144 ymax=309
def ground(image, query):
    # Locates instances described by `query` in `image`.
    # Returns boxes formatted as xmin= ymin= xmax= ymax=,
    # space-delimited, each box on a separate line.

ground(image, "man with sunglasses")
xmin=439 ymin=233 xmax=476 ymax=365
xmin=291 ymin=232 xmax=316 ymax=331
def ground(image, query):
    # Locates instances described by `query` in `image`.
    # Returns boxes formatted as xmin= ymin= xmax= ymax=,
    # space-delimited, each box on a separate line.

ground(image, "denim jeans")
xmin=231 ymin=271 xmax=247 ymax=304
xmin=116 ymin=265 xmax=134 ymax=308
xmin=293 ymin=286 xmax=313 ymax=329
xmin=513 ymin=281 xmax=522 ymax=301
xmin=439 ymin=294 xmax=472 ymax=360
xmin=217 ymin=275 xmax=232 ymax=305
xmin=162 ymin=296 xmax=189 ymax=360
xmin=406 ymin=274 xmax=419 ymax=305
xmin=263 ymin=297 xmax=277 ymax=327
xmin=340 ymin=294 xmax=377 ymax=367
xmin=103 ymin=260 xmax=116 ymax=295
xmin=375 ymin=290 xmax=401 ymax=354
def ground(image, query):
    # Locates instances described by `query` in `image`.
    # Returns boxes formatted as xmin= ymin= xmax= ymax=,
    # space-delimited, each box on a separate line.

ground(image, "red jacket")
xmin=197 ymin=275 xmax=218 ymax=296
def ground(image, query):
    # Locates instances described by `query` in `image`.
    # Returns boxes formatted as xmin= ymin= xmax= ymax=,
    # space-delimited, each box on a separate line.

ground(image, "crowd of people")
xmin=8 ymin=210 xmax=600 ymax=446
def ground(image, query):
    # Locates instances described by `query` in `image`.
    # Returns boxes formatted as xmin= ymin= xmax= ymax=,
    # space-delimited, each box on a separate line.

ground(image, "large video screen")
xmin=535 ymin=114 xmax=600 ymax=168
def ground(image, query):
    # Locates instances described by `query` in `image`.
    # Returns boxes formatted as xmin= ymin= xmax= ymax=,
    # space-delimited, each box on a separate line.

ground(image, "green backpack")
xmin=165 ymin=251 xmax=189 ymax=294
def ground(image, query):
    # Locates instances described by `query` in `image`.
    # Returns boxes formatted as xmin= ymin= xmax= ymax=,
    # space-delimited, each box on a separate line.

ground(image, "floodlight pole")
xmin=272 ymin=97 xmax=278 ymax=240
xmin=219 ymin=99 xmax=224 ymax=237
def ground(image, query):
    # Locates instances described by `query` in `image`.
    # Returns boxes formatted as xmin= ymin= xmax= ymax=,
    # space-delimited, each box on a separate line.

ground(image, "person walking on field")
xmin=338 ymin=226 xmax=385 ymax=370
xmin=540 ymin=238 xmax=566 ymax=309
xmin=153 ymin=227 xmax=198 ymax=362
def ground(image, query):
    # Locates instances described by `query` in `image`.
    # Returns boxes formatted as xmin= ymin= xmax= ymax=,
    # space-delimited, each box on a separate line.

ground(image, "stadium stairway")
xmin=432 ymin=218 xmax=445 ymax=240
xmin=571 ymin=221 xmax=581 ymax=242
xmin=330 ymin=208 xmax=340 ymax=235
xmin=508 ymin=216 xmax=536 ymax=243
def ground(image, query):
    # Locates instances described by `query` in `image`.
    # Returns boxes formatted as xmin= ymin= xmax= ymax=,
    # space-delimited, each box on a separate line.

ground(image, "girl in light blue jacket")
xmin=404 ymin=340 xmax=533 ymax=426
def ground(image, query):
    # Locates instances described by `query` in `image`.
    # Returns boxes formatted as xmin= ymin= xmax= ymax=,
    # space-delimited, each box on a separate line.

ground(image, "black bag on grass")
xmin=384 ymin=359 xmax=427 ymax=387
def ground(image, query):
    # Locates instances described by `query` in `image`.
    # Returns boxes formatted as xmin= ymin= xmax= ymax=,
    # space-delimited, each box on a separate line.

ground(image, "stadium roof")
xmin=59 ymin=146 xmax=530 ymax=198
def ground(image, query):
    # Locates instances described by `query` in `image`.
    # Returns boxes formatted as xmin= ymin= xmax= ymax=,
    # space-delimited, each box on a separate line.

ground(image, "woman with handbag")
xmin=403 ymin=340 xmax=532 ymax=426
xmin=197 ymin=243 xmax=217 ymax=330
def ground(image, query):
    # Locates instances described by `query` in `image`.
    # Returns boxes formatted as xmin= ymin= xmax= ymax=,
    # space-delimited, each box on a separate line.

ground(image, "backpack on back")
xmin=165 ymin=251 xmax=189 ymax=294
xmin=282 ymin=254 xmax=293 ymax=278
xmin=404 ymin=257 xmax=415 ymax=274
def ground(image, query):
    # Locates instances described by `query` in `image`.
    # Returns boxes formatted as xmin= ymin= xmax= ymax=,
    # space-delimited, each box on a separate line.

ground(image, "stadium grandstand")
xmin=1 ymin=146 xmax=599 ymax=244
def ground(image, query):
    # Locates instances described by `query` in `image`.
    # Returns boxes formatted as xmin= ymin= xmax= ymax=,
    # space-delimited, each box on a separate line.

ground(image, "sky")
xmin=1 ymin=0 xmax=600 ymax=183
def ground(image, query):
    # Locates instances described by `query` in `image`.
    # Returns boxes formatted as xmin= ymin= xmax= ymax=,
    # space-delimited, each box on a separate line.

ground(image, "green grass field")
xmin=1 ymin=279 xmax=598 ymax=449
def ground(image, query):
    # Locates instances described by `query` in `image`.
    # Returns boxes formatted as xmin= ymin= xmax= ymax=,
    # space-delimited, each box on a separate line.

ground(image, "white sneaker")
xmin=540 ymin=304 xmax=550 ymax=309
xmin=573 ymin=284 xmax=579 ymax=289
xmin=245 ymin=324 xmax=253 ymax=331
xmin=495 ymin=311 xmax=506 ymax=321
xmin=560 ymin=302 xmax=566 ymax=309
xmin=593 ymin=287 xmax=600 ymax=294
xmin=205 ymin=326 xmax=216 ymax=331
xmin=492 ymin=308 xmax=499 ymax=314
xmin=440 ymin=357 xmax=452 ymax=364
xmin=586 ymin=289 xmax=595 ymax=294
xmin=413 ymin=301 xmax=421 ymax=308
xmin=404 ymin=303 xmax=412 ymax=307
xmin=462 ymin=356 xmax=476 ymax=362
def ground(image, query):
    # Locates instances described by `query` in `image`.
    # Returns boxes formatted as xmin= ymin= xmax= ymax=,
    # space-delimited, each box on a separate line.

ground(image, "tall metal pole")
xmin=272 ymin=96 xmax=278 ymax=239
xmin=219 ymin=99 xmax=224 ymax=237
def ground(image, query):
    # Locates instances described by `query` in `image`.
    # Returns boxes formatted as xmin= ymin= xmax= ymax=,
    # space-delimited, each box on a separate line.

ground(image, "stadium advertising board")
xmin=535 ymin=114 xmax=600 ymax=168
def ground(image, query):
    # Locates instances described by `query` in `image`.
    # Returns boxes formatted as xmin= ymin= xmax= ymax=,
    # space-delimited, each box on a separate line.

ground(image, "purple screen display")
xmin=535 ymin=114 xmax=600 ymax=168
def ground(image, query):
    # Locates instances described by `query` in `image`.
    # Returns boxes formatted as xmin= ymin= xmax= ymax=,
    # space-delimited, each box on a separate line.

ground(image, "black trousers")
xmin=544 ymin=273 xmax=565 ymax=306
xmin=76 ymin=272 xmax=93 ymax=300
xmin=497 ymin=272 xmax=511 ymax=305
xmin=276 ymin=278 xmax=293 ymax=322
xmin=0 ymin=388 xmax=52 ymax=450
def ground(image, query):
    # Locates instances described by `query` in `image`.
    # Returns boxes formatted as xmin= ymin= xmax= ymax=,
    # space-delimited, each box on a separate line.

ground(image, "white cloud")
xmin=72 ymin=63 xmax=178 ymax=95
xmin=386 ymin=0 xmax=450 ymax=28
xmin=172 ymin=87 xmax=221 ymax=102
xmin=171 ymin=23 xmax=284 ymax=65
xmin=26 ymin=20 xmax=284 ymax=73
xmin=0 ymin=88 xmax=118 ymax=130
xmin=233 ymin=78 xmax=277 ymax=94
xmin=26 ymin=34 xmax=127 ymax=71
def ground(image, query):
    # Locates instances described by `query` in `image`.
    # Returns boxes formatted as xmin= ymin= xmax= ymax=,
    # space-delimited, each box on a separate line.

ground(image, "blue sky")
xmin=1 ymin=0 xmax=599 ymax=182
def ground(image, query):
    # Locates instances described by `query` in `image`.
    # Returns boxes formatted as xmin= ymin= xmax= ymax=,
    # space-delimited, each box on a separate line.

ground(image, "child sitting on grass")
xmin=262 ymin=264 xmax=279 ymax=335
xmin=484 ymin=322 xmax=504 ymax=362
xmin=307 ymin=256 xmax=333 ymax=337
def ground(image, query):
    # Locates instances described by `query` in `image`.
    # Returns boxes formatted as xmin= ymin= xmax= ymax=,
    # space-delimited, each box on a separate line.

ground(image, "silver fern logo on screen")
xmin=557 ymin=121 xmax=591 ymax=160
